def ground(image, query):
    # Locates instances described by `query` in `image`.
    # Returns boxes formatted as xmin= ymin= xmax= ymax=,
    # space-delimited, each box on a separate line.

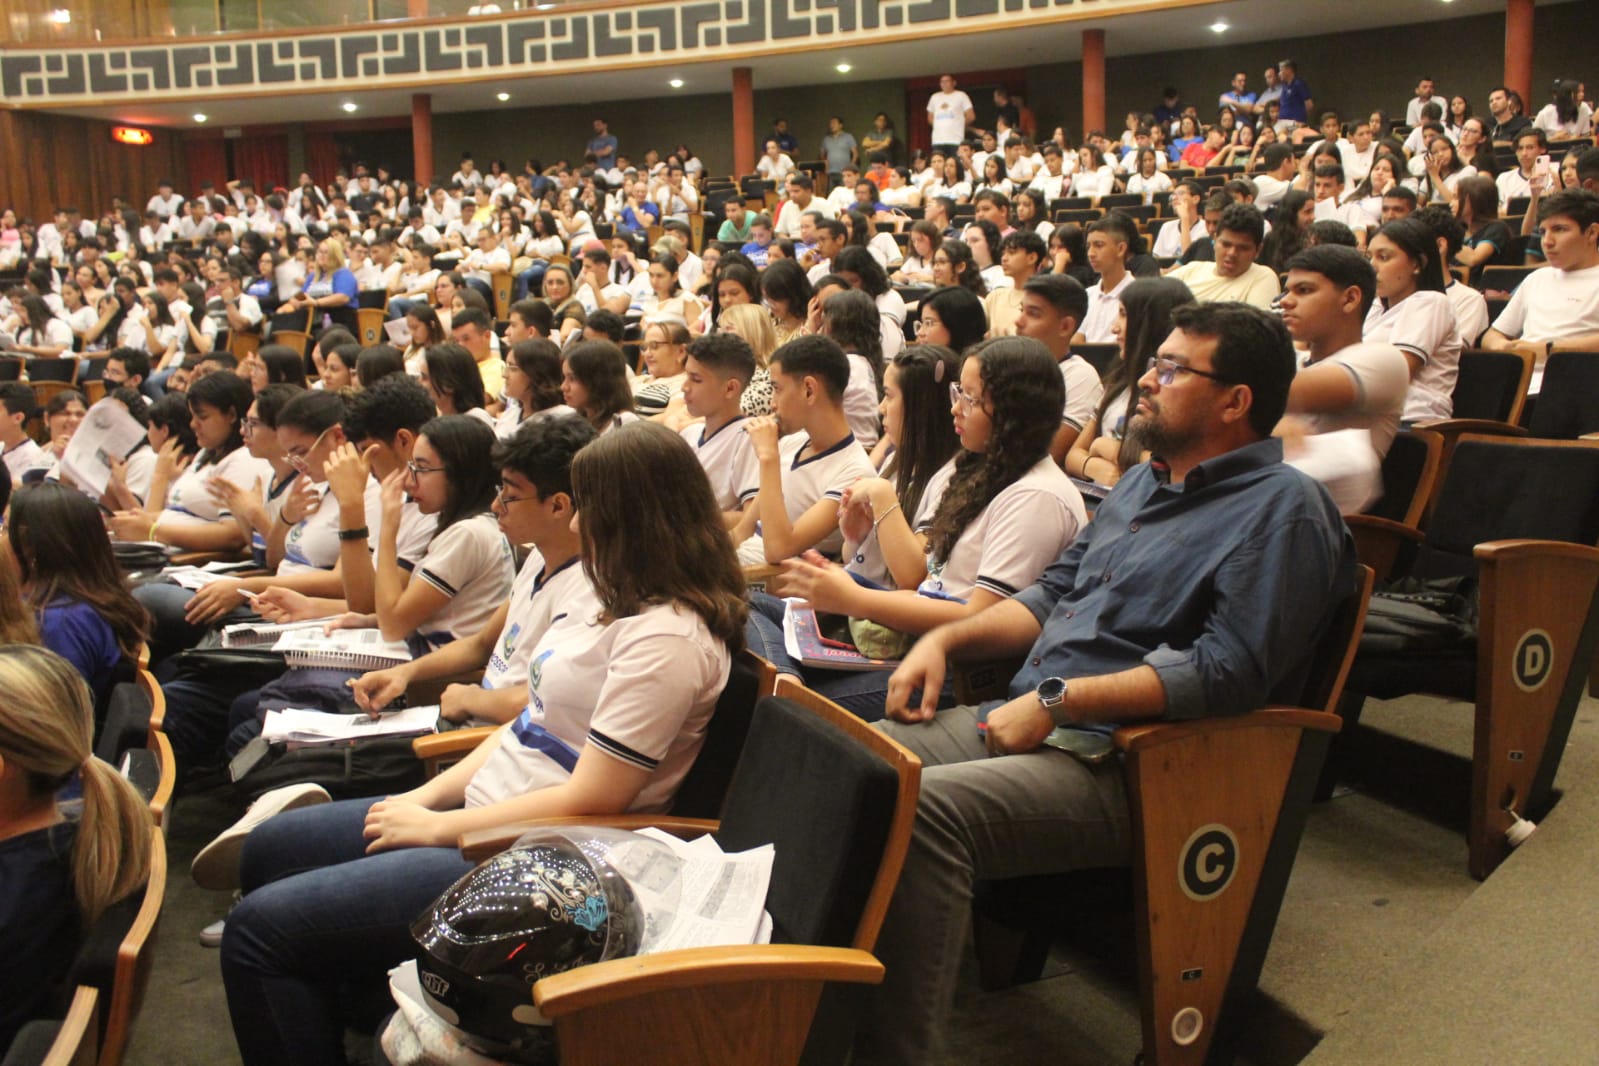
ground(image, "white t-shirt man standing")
xmin=927 ymin=74 xmax=975 ymax=151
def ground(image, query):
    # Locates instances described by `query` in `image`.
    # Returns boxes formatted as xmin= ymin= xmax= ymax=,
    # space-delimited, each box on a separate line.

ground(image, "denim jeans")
xmin=745 ymin=592 xmax=951 ymax=722
xmin=515 ymin=261 xmax=548 ymax=301
xmin=221 ymin=798 xmax=478 ymax=1066
xmin=384 ymin=296 xmax=417 ymax=322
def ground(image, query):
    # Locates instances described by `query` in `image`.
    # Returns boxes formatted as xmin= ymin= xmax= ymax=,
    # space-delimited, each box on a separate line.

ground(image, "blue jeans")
xmin=221 ymin=798 xmax=478 ymax=1066
xmin=385 ymin=296 xmax=417 ymax=321
xmin=745 ymin=593 xmax=951 ymax=722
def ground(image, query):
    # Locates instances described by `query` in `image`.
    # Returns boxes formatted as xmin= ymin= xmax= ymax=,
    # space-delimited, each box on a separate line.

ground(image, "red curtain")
xmin=183 ymin=137 xmax=229 ymax=198
xmin=304 ymin=132 xmax=342 ymax=188
xmin=232 ymin=133 xmax=289 ymax=193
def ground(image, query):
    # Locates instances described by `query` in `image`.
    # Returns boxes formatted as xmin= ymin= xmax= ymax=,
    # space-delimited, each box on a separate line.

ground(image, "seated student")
xmin=1413 ymin=205 xmax=1491 ymax=349
xmin=1363 ymin=217 xmax=1463 ymax=424
xmin=8 ymin=485 xmax=150 ymax=707
xmin=98 ymin=387 xmax=157 ymax=509
xmin=678 ymin=332 xmax=760 ymax=520
xmin=176 ymin=390 xmax=382 ymax=629
xmin=495 ymin=337 xmax=572 ymax=437
xmin=419 ymin=342 xmax=491 ymax=427
xmin=734 ymin=334 xmax=878 ymax=565
xmin=1482 ymin=189 xmax=1599 ymax=359
xmin=1011 ymin=273 xmax=1104 ymax=464
xmin=0 ymin=383 xmax=43 ymax=482
xmin=834 ymin=246 xmax=908 ymax=360
xmin=349 ymin=415 xmax=598 ymax=727
xmin=1067 ymin=277 xmax=1196 ymax=485
xmin=748 ymin=337 xmax=1084 ymax=720
xmin=248 ymin=376 xmax=440 ymax=626
xmin=817 ymin=287 xmax=887 ymax=449
xmin=199 ymin=383 xmax=303 ymax=570
xmin=1165 ymin=204 xmax=1281 ymax=308
xmin=1452 ymin=175 xmax=1520 ymax=286
xmin=983 ymin=231 xmax=1046 ymax=337
xmin=1279 ymin=245 xmax=1412 ymax=513
xmin=1079 ymin=214 xmax=1135 ymax=344
xmin=447 ymin=307 xmax=504 ymax=408
xmin=1311 ymin=164 xmax=1378 ymax=249
xmin=0 ymin=646 xmax=155 ymax=1055
xmin=915 ymin=285 xmax=989 ymax=355
xmin=107 ymin=372 xmax=271 ymax=566
xmin=316 ymin=342 xmax=359 ymax=392
xmin=215 ymin=422 xmax=748 ymax=1066
xmin=103 ymin=346 xmax=152 ymax=399
xmin=635 ymin=318 xmax=691 ymax=417
xmin=854 ymin=303 xmax=1356 ymax=1066
xmin=834 ymin=345 xmax=963 ymax=591
xmin=105 ymin=391 xmax=200 ymax=515
xmin=562 ymin=339 xmax=640 ymax=434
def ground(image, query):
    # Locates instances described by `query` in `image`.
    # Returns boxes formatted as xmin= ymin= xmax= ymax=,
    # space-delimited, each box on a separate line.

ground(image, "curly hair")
xmin=925 ymin=336 xmax=1064 ymax=563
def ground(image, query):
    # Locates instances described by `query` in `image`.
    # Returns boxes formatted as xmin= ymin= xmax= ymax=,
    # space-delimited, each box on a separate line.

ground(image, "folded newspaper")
xmin=60 ymin=397 xmax=149 ymax=496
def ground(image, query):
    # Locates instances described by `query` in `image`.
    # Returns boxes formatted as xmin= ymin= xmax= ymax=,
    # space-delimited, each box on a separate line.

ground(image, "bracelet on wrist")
xmin=338 ymin=526 xmax=370 ymax=542
xmin=871 ymin=501 xmax=902 ymax=534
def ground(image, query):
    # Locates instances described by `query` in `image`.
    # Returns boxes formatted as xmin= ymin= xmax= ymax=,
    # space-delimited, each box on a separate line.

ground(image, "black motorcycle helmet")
xmin=411 ymin=834 xmax=646 ymax=1055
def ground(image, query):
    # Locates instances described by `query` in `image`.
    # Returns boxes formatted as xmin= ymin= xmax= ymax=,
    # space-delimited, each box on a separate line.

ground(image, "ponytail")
xmin=0 ymin=646 xmax=153 ymax=926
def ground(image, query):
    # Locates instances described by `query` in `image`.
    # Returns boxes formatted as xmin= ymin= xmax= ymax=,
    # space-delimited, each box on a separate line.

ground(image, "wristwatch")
xmin=1036 ymin=677 xmax=1070 ymax=726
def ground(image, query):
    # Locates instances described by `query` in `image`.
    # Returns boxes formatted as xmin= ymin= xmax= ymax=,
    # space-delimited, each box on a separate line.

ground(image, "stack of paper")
xmin=261 ymin=704 xmax=440 ymax=745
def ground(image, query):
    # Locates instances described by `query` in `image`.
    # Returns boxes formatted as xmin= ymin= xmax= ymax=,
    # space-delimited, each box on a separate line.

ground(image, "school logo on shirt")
xmin=499 ymin=622 xmax=522 ymax=663
xmin=528 ymin=647 xmax=554 ymax=691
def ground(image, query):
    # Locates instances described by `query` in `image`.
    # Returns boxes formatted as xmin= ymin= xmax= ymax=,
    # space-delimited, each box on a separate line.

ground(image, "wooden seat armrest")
xmin=534 ymin=945 xmax=885 ymax=1017
xmin=410 ymin=726 xmax=496 ymax=761
xmin=1474 ymin=540 xmax=1599 ymax=566
xmin=1113 ymin=707 xmax=1341 ymax=754
xmin=743 ymin=563 xmax=782 ymax=588
xmin=1345 ymin=514 xmax=1425 ymax=543
xmin=1346 ymin=514 xmax=1425 ymax=581
xmin=459 ymin=815 xmax=720 ymax=862
xmin=1413 ymin=418 xmax=1527 ymax=439
xmin=168 ymin=550 xmax=249 ymax=567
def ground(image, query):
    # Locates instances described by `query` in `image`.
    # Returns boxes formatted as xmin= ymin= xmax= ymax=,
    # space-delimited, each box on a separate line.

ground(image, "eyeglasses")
xmin=949 ymin=381 xmax=983 ymax=413
xmin=494 ymin=484 xmax=535 ymax=507
xmin=285 ymin=426 xmax=332 ymax=471
xmin=1145 ymin=356 xmax=1230 ymax=386
xmin=241 ymin=416 xmax=264 ymax=435
xmin=405 ymin=458 xmax=446 ymax=479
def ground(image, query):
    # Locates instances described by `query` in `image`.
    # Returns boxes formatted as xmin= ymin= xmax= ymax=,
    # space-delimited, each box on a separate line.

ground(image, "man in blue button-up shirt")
xmin=855 ymin=302 xmax=1357 ymax=1066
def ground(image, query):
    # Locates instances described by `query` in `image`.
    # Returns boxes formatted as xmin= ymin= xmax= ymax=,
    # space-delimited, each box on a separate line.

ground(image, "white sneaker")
xmin=191 ymin=783 xmax=332 ymax=891
xmin=198 ymin=892 xmax=243 ymax=947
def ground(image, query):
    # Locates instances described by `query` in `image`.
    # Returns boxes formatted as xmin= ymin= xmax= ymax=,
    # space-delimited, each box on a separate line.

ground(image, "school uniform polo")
xmin=920 ymin=456 xmax=1085 ymax=601
xmin=737 ymin=431 xmax=876 ymax=564
xmin=684 ymin=416 xmax=758 ymax=513
xmin=278 ymin=477 xmax=384 ymax=574
xmin=464 ymin=603 xmax=731 ymax=813
xmin=479 ymin=552 xmax=596 ymax=693
xmin=412 ymin=512 xmax=516 ymax=648
xmin=1363 ymin=291 xmax=1461 ymax=424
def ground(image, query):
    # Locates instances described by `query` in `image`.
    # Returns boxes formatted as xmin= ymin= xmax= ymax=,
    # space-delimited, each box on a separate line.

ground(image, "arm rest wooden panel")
xmin=146 ymin=730 xmax=176 ymax=830
xmin=101 ymin=832 xmax=166 ymax=1066
xmin=742 ymin=564 xmax=782 ymax=589
xmin=1415 ymin=418 xmax=1528 ymax=439
xmin=1346 ymin=514 xmax=1425 ymax=583
xmin=41 ymin=985 xmax=98 ymax=1066
xmin=459 ymin=816 xmax=721 ymax=862
xmin=410 ymin=725 xmax=495 ymax=762
xmin=535 ymin=945 xmax=884 ymax=1015
xmin=1469 ymin=538 xmax=1599 ymax=879
xmin=1113 ymin=707 xmax=1341 ymax=754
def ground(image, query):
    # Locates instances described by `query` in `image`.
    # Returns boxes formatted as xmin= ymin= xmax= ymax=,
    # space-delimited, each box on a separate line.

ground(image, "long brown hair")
xmin=9 ymin=484 xmax=150 ymax=661
xmin=570 ymin=421 xmax=746 ymax=651
xmin=0 ymin=544 xmax=40 ymax=645
xmin=0 ymin=645 xmax=153 ymax=925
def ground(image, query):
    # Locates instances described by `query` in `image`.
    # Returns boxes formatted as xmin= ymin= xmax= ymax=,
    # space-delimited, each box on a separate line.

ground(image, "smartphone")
xmin=1534 ymin=154 xmax=1552 ymax=179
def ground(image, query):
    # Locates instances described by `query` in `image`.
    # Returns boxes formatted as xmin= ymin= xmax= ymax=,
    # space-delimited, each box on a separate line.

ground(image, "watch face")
xmin=1038 ymin=677 xmax=1067 ymax=703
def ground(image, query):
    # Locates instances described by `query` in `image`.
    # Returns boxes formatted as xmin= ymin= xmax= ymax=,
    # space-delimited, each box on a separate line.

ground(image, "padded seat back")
xmin=26 ymin=358 xmax=77 ymax=383
xmin=1527 ymin=352 xmax=1599 ymax=439
xmin=1074 ymin=343 xmax=1120 ymax=377
xmin=1416 ymin=437 xmax=1599 ymax=581
xmin=665 ymin=655 xmax=759 ymax=820
xmin=94 ymin=680 xmax=151 ymax=765
xmin=1365 ymin=429 xmax=1441 ymax=525
xmin=1451 ymin=349 xmax=1527 ymax=421
xmin=714 ymin=696 xmax=899 ymax=948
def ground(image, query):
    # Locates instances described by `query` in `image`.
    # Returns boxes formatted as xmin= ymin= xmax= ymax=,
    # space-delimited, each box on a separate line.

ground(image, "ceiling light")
xmin=668 ymin=78 xmax=684 ymax=89
xmin=341 ymin=101 xmax=358 ymax=112
xmin=46 ymin=8 xmax=71 ymax=24
xmin=193 ymin=113 xmax=208 ymax=123
xmin=836 ymin=63 xmax=852 ymax=74
xmin=496 ymin=92 xmax=510 ymax=101
xmin=1209 ymin=20 xmax=1229 ymax=33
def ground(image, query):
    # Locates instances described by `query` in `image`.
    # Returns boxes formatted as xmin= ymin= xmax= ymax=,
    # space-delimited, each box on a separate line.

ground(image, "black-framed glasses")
xmin=1145 ymin=356 xmax=1230 ymax=386
xmin=405 ymin=459 xmax=446 ymax=478
xmin=494 ymin=484 xmax=536 ymax=507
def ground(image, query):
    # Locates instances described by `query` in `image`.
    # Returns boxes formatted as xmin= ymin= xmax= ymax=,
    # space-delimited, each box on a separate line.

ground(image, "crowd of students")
xmin=1 ymin=61 xmax=1597 ymax=1066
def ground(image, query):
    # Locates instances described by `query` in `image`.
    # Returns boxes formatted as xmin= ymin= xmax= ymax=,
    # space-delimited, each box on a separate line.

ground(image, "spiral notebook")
xmin=271 ymin=627 xmax=415 ymax=671
xmin=221 ymin=617 xmax=338 ymax=648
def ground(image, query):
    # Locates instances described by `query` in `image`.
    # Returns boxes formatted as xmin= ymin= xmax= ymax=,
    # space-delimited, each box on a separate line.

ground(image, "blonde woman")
xmin=0 ymin=645 xmax=155 ymax=1051
xmin=718 ymin=302 xmax=778 ymax=417
xmin=285 ymin=238 xmax=358 ymax=322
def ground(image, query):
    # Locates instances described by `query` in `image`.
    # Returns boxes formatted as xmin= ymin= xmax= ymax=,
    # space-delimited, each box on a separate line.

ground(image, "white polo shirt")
xmin=1080 ymin=273 xmax=1132 ymax=344
xmin=920 ymin=456 xmax=1085 ymax=600
xmin=161 ymin=447 xmax=272 ymax=528
xmin=278 ymin=477 xmax=383 ymax=575
xmin=479 ymin=552 xmax=596 ymax=694
xmin=1 ymin=438 xmax=43 ymax=481
xmin=464 ymin=602 xmax=730 ymax=813
xmin=843 ymin=353 xmax=882 ymax=450
xmin=412 ymin=511 xmax=516 ymax=649
xmin=737 ymin=431 xmax=876 ymax=564
xmin=684 ymin=416 xmax=758 ymax=513
xmin=1296 ymin=342 xmax=1412 ymax=461
xmin=847 ymin=456 xmax=954 ymax=589
xmin=1060 ymin=354 xmax=1106 ymax=432
xmin=1363 ymin=291 xmax=1462 ymax=424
